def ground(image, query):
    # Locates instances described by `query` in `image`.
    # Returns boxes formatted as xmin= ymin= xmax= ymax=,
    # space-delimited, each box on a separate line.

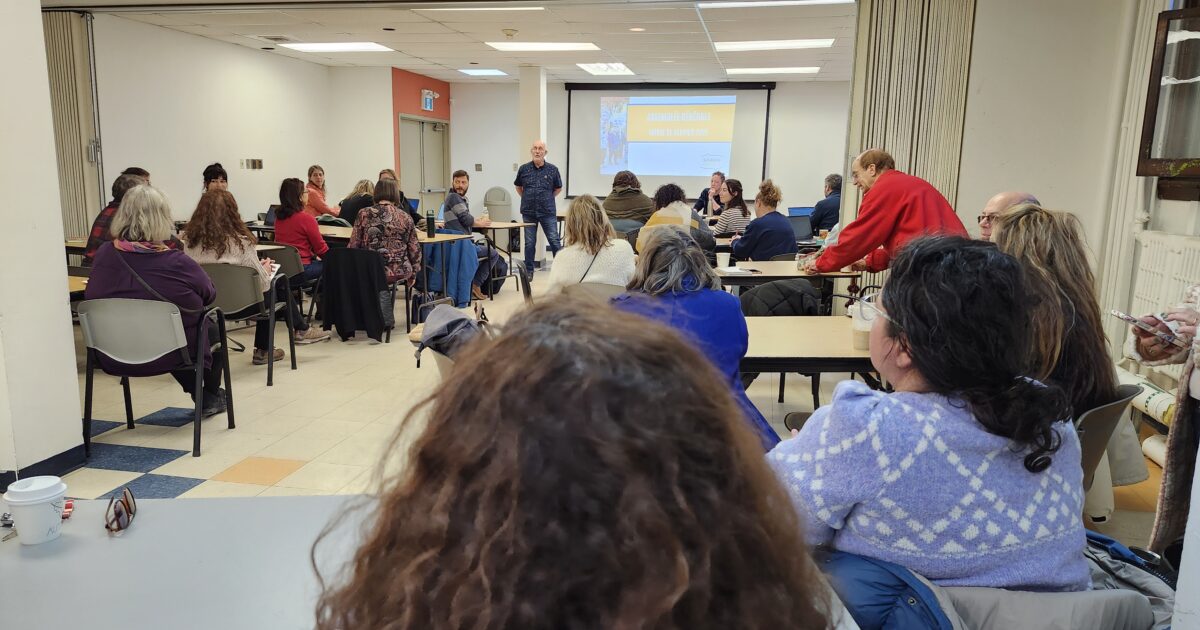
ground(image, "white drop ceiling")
xmin=40 ymin=1 xmax=857 ymax=83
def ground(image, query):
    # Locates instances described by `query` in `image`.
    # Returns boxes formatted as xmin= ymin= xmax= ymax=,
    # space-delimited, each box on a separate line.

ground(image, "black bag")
xmin=507 ymin=227 xmax=521 ymax=253
xmin=489 ymin=256 xmax=510 ymax=293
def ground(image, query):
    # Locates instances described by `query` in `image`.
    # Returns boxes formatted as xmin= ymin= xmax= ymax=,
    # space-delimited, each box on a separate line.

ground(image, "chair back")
xmin=317 ymin=215 xmax=352 ymax=228
xmin=512 ymin=259 xmax=533 ymax=305
xmin=624 ymin=228 xmax=640 ymax=251
xmin=562 ymin=282 xmax=624 ymax=303
xmin=201 ymin=263 xmax=265 ymax=315
xmin=77 ymin=298 xmax=189 ymax=365
xmin=770 ymin=253 xmax=798 ymax=261
xmin=1077 ymin=384 xmax=1142 ymax=491
xmin=261 ymin=241 xmax=305 ymax=279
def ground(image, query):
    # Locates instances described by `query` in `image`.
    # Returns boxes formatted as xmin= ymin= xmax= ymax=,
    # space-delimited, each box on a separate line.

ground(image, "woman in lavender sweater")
xmin=769 ymin=236 xmax=1090 ymax=591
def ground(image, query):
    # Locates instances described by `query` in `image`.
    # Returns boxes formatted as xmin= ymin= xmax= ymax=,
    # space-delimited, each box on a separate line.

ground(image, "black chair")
xmin=201 ymin=263 xmax=297 ymax=386
xmin=512 ymin=259 xmax=533 ymax=305
xmin=740 ymin=279 xmax=823 ymax=408
xmin=78 ymin=299 xmax=234 ymax=457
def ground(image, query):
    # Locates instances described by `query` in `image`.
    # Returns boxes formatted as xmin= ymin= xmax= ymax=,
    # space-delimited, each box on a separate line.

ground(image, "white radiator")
xmin=1122 ymin=230 xmax=1200 ymax=388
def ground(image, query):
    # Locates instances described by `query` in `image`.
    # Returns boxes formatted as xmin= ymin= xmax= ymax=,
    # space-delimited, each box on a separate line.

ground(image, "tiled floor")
xmin=64 ymin=276 xmax=1167 ymax=548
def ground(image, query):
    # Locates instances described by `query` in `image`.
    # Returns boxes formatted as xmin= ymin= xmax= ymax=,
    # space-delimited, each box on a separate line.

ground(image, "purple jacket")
xmin=84 ymin=243 xmax=216 ymax=376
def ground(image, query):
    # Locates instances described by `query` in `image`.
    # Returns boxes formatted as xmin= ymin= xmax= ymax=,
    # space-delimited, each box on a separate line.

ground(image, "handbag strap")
xmin=578 ymin=249 xmax=602 ymax=284
xmin=112 ymin=249 xmax=207 ymax=315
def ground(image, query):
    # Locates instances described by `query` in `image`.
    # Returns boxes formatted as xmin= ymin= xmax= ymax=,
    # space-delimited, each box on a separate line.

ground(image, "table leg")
xmin=440 ymin=241 xmax=449 ymax=303
xmin=485 ymin=230 xmax=495 ymax=301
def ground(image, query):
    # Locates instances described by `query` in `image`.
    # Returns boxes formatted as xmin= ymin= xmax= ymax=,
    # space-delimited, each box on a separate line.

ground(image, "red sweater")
xmin=275 ymin=211 xmax=329 ymax=265
xmin=815 ymin=170 xmax=966 ymax=273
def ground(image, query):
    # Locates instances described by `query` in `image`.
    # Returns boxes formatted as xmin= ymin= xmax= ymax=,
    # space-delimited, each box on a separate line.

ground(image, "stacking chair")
xmin=512 ymin=259 xmax=533 ymax=305
xmin=78 ymin=298 xmax=234 ymax=457
xmin=201 ymin=263 xmax=297 ymax=386
xmin=263 ymin=241 xmax=322 ymax=322
xmin=1077 ymin=384 xmax=1143 ymax=491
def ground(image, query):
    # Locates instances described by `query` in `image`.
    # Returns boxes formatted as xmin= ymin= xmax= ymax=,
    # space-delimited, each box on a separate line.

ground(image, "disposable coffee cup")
xmin=716 ymin=252 xmax=731 ymax=268
xmin=3 ymin=476 xmax=68 ymax=545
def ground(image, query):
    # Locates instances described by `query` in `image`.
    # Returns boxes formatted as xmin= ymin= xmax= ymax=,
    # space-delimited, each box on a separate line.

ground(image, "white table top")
xmin=0 ymin=495 xmax=364 ymax=630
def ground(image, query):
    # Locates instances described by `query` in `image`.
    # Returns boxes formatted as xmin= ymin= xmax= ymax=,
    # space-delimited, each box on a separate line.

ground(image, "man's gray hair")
xmin=627 ymin=226 xmax=722 ymax=296
xmin=824 ymin=173 xmax=842 ymax=193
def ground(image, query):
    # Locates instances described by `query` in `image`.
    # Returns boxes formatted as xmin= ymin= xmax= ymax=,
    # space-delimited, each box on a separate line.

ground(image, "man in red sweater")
xmin=803 ymin=149 xmax=966 ymax=274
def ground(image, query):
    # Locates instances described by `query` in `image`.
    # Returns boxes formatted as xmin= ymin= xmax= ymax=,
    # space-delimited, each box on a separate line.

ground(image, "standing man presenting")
xmin=803 ymin=149 xmax=965 ymax=274
xmin=514 ymin=140 xmax=563 ymax=280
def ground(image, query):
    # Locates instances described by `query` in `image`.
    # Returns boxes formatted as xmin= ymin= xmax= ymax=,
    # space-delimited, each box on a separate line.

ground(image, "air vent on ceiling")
xmin=257 ymin=35 xmax=296 ymax=44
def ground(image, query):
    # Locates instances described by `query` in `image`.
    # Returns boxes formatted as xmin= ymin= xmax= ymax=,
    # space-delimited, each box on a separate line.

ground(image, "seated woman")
xmin=546 ymin=194 xmax=635 ymax=293
xmin=274 ymin=178 xmax=329 ymax=291
xmin=85 ymin=185 xmax=226 ymax=416
xmin=601 ymin=170 xmax=654 ymax=233
xmin=713 ymin=178 xmax=753 ymax=236
xmin=769 ymin=236 xmax=1088 ymax=591
xmin=202 ymin=162 xmax=228 ymax=193
xmin=314 ymin=300 xmax=830 ymax=630
xmin=614 ymin=226 xmax=777 ymax=449
xmin=181 ymin=190 xmax=328 ymax=361
xmin=731 ymin=180 xmax=797 ymax=261
xmin=349 ymin=178 xmax=422 ymax=286
xmin=992 ymin=205 xmax=1145 ymax=514
xmin=635 ymin=183 xmax=716 ymax=258
xmin=337 ymin=179 xmax=375 ymax=228
xmin=694 ymin=170 xmax=726 ymax=216
xmin=303 ymin=164 xmax=339 ymax=217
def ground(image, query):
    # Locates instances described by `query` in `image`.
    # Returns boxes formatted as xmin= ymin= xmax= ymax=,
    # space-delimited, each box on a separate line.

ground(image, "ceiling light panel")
xmin=458 ymin=68 xmax=508 ymax=76
xmin=577 ymin=62 xmax=635 ymax=76
xmin=714 ymin=38 xmax=835 ymax=51
xmin=486 ymin=41 xmax=600 ymax=51
xmin=725 ymin=66 xmax=820 ymax=74
xmin=280 ymin=42 xmax=394 ymax=52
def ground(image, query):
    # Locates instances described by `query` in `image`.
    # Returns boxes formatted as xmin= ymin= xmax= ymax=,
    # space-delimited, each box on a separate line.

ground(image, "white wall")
xmin=93 ymin=14 xmax=331 ymax=220
xmin=325 ymin=67 xmax=395 ymax=202
xmin=450 ymin=80 xmax=850 ymax=218
xmin=957 ymin=0 xmax=1134 ymax=245
xmin=0 ymin=0 xmax=85 ymax=471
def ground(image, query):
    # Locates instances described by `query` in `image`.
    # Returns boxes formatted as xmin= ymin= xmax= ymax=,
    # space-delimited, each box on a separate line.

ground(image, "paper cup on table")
xmin=716 ymin=252 xmax=731 ymax=268
xmin=850 ymin=302 xmax=872 ymax=351
xmin=3 ymin=476 xmax=68 ymax=545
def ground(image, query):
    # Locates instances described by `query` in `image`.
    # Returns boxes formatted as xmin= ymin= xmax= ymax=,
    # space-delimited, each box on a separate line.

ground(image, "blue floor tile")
xmin=99 ymin=474 xmax=203 ymax=500
xmin=85 ymin=443 xmax=190 ymax=473
xmin=88 ymin=420 xmax=123 ymax=437
xmin=137 ymin=407 xmax=197 ymax=428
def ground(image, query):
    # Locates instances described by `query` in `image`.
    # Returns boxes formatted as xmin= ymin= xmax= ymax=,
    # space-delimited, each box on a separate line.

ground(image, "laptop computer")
xmin=788 ymin=206 xmax=815 ymax=217
xmin=788 ymin=215 xmax=813 ymax=241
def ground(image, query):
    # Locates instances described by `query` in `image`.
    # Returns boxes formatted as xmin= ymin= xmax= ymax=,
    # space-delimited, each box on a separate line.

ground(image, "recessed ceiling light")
xmin=280 ymin=42 xmax=393 ymax=53
xmin=699 ymin=0 xmax=853 ymax=7
xmin=715 ymin=38 xmax=834 ymax=51
xmin=726 ymin=66 xmax=820 ymax=74
xmin=629 ymin=27 xmax=646 ymax=32
xmin=459 ymin=68 xmax=508 ymax=76
xmin=486 ymin=41 xmax=599 ymax=51
xmin=663 ymin=60 xmax=675 ymax=63
xmin=577 ymin=62 xmax=634 ymax=76
xmin=418 ymin=6 xmax=545 ymax=11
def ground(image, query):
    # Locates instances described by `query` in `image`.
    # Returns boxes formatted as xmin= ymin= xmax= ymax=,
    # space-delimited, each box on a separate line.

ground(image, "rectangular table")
xmin=0 ymin=496 xmax=363 ymax=630
xmin=716 ymin=261 xmax=861 ymax=287
xmin=742 ymin=316 xmax=877 ymax=408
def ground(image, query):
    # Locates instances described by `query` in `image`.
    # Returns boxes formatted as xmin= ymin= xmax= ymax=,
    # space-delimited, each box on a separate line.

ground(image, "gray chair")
xmin=1077 ymin=384 xmax=1143 ymax=491
xmin=512 ymin=259 xmax=533 ymax=305
xmin=78 ymin=298 xmax=234 ymax=457
xmin=562 ymin=282 xmax=625 ymax=303
xmin=201 ymin=263 xmax=297 ymax=386
xmin=262 ymin=241 xmax=321 ymax=322
xmin=430 ymin=350 xmax=455 ymax=380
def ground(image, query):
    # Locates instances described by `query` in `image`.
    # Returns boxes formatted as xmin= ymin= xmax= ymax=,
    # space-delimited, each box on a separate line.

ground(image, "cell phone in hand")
xmin=1110 ymin=309 xmax=1188 ymax=349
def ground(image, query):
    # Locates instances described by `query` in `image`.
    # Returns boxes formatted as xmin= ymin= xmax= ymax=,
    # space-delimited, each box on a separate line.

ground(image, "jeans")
xmin=289 ymin=260 xmax=324 ymax=288
xmin=472 ymin=242 xmax=500 ymax=288
xmin=522 ymin=212 xmax=562 ymax=274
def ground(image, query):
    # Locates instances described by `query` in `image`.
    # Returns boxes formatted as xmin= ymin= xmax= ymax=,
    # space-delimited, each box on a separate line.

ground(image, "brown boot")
xmin=252 ymin=347 xmax=285 ymax=365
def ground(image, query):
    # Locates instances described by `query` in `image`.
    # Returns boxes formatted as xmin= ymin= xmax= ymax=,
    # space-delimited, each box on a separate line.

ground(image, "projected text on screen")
xmin=600 ymin=95 xmax=737 ymax=177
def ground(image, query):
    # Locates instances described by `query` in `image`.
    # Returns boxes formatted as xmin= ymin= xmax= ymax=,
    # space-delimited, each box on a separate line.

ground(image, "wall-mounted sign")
xmin=421 ymin=89 xmax=435 ymax=112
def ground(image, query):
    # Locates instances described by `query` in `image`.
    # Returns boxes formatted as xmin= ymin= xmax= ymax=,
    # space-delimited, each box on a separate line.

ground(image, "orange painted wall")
xmin=391 ymin=68 xmax=451 ymax=174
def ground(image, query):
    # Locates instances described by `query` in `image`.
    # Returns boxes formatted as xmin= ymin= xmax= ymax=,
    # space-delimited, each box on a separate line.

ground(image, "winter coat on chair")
xmin=320 ymin=248 xmax=389 ymax=342
xmin=422 ymin=229 xmax=479 ymax=308
xmin=740 ymin=279 xmax=821 ymax=317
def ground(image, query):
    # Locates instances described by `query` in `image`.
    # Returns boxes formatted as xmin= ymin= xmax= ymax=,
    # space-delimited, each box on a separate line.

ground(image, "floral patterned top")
xmin=349 ymin=201 xmax=422 ymax=284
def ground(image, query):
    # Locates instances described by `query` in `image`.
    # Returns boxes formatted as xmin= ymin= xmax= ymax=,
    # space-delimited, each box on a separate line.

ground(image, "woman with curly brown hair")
xmin=314 ymin=299 xmax=831 ymax=630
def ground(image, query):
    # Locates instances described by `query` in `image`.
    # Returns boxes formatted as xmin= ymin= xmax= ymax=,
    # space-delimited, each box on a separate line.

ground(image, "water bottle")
xmin=425 ymin=207 xmax=436 ymax=238
xmin=481 ymin=206 xmax=490 ymax=222
xmin=796 ymin=251 xmax=803 ymax=270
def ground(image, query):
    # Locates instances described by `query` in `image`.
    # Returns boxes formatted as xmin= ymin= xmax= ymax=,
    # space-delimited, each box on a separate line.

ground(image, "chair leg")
xmin=404 ymin=282 xmax=412 ymax=333
xmin=192 ymin=361 xmax=204 ymax=457
xmin=266 ymin=303 xmax=276 ymax=388
xmin=778 ymin=373 xmax=786 ymax=404
xmin=811 ymin=373 xmax=821 ymax=410
xmin=83 ymin=351 xmax=95 ymax=457
xmin=306 ymin=278 xmax=322 ymax=321
xmin=283 ymin=281 xmax=297 ymax=371
xmin=219 ymin=316 xmax=235 ymax=430
xmin=121 ymin=377 xmax=134 ymax=429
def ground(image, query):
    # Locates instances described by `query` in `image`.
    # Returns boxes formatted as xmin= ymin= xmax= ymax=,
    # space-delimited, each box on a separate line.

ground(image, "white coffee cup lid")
xmin=3 ymin=476 xmax=68 ymax=506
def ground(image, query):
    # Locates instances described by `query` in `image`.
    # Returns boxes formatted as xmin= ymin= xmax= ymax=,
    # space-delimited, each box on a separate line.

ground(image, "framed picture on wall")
xmin=1138 ymin=7 xmax=1200 ymax=198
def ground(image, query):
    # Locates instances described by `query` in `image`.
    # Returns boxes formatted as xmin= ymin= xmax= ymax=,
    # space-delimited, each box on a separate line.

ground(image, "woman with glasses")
xmin=769 ymin=236 xmax=1089 ymax=591
xmin=614 ymin=226 xmax=777 ymax=449
xmin=314 ymin=300 xmax=832 ymax=630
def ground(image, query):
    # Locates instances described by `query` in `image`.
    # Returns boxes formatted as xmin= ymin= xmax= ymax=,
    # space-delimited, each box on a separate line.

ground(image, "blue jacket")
xmin=731 ymin=211 xmax=798 ymax=261
xmin=811 ymin=191 xmax=841 ymax=232
xmin=423 ymin=229 xmax=479 ymax=307
xmin=612 ymin=286 xmax=779 ymax=449
xmin=817 ymin=550 xmax=954 ymax=630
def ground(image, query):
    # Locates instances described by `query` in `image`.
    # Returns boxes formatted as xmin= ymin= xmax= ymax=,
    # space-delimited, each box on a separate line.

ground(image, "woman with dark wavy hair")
xmin=770 ymin=236 xmax=1089 ymax=591
xmin=314 ymin=299 xmax=831 ymax=630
